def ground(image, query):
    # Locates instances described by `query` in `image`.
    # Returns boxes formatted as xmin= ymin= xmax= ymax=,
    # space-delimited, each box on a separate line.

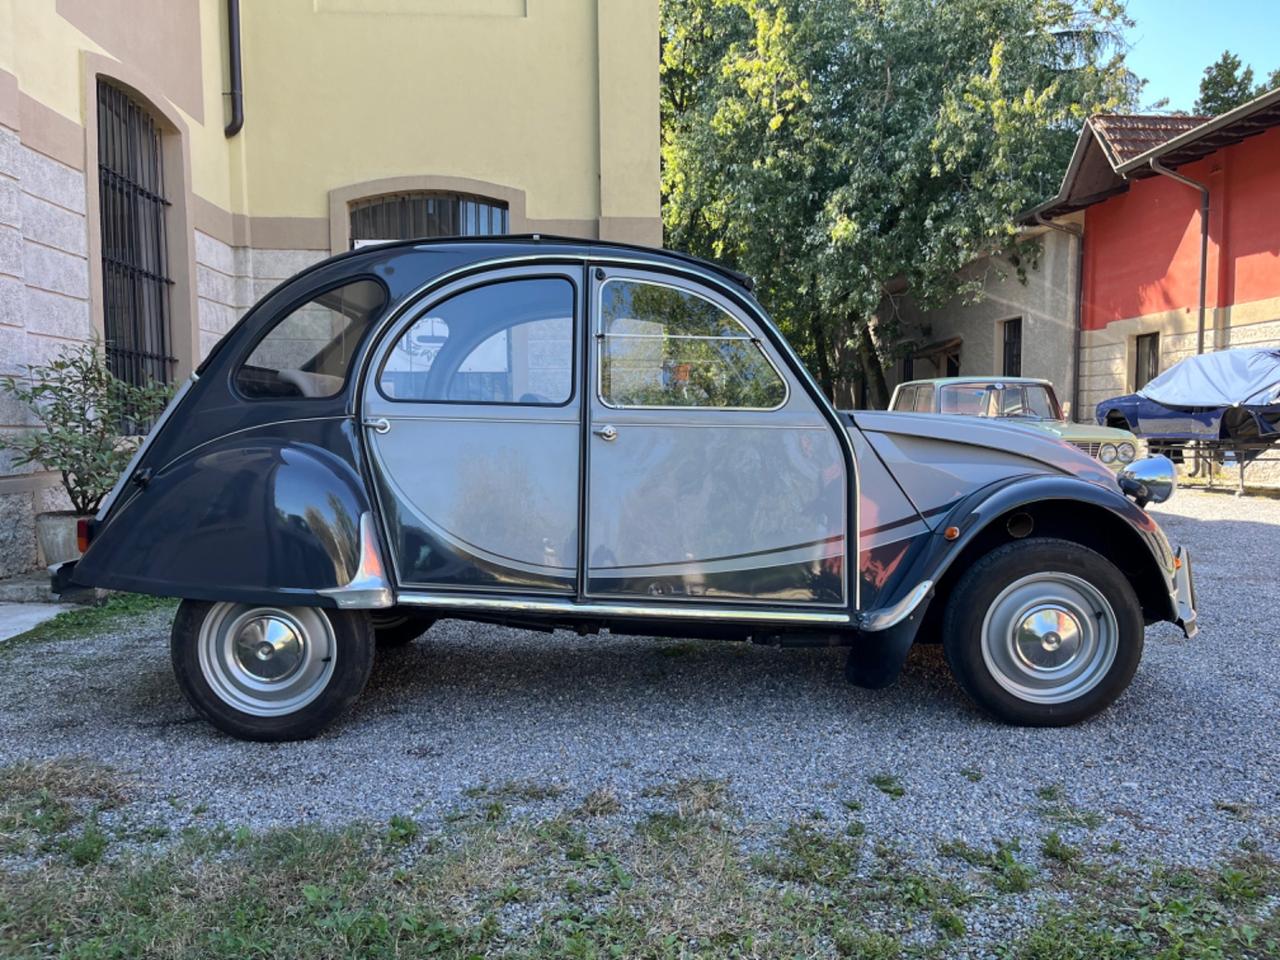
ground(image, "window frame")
xmin=594 ymin=276 xmax=790 ymax=413
xmin=893 ymin=385 xmax=917 ymax=411
xmin=912 ymin=384 xmax=935 ymax=413
xmin=374 ymin=274 xmax=578 ymax=409
xmin=1134 ymin=332 xmax=1160 ymax=390
xmin=231 ymin=275 xmax=389 ymax=403
xmin=1001 ymin=317 xmax=1023 ymax=378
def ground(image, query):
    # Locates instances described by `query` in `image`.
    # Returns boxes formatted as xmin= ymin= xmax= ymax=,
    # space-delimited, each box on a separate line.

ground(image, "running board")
xmin=396 ymin=592 xmax=853 ymax=626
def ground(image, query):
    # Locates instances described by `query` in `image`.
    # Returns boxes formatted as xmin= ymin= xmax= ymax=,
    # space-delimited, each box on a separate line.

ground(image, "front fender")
xmin=73 ymin=419 xmax=375 ymax=606
xmin=867 ymin=473 xmax=1177 ymax=628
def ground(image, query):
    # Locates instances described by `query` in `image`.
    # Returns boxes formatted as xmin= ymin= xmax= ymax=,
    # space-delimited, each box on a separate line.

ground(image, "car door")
xmin=362 ymin=267 xmax=582 ymax=593
xmin=584 ymin=267 xmax=848 ymax=606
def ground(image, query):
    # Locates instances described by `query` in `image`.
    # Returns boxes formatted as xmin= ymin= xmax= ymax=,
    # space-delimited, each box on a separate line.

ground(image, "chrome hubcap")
xmin=981 ymin=573 xmax=1117 ymax=704
xmin=198 ymin=603 xmax=336 ymax=717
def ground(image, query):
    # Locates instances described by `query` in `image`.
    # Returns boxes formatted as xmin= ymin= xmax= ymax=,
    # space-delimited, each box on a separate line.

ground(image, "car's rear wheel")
xmin=171 ymin=600 xmax=374 ymax=741
xmin=943 ymin=538 xmax=1143 ymax=726
xmin=371 ymin=611 xmax=436 ymax=649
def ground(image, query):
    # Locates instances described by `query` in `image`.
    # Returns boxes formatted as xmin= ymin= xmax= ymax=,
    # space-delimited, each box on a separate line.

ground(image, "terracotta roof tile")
xmin=1089 ymin=114 xmax=1209 ymax=165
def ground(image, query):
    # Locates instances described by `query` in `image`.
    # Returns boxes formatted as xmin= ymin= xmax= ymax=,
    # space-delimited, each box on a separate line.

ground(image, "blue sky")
xmin=1123 ymin=0 xmax=1280 ymax=112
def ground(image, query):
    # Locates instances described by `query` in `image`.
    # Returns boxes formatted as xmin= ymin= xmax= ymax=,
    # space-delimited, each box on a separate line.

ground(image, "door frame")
xmin=354 ymin=251 xmax=862 ymax=620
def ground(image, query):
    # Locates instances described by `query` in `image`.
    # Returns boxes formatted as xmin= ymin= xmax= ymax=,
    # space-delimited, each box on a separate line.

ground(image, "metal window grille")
xmin=1002 ymin=318 xmax=1022 ymax=377
xmin=97 ymin=80 xmax=175 ymax=389
xmin=349 ymin=192 xmax=509 ymax=246
xmin=1135 ymin=332 xmax=1160 ymax=389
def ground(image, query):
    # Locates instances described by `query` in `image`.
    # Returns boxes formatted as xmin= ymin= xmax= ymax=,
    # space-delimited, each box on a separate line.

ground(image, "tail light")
xmin=76 ymin=517 xmax=93 ymax=554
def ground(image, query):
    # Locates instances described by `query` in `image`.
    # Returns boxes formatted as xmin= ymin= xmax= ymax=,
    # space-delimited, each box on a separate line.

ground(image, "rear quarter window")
xmin=235 ymin=278 xmax=387 ymax=399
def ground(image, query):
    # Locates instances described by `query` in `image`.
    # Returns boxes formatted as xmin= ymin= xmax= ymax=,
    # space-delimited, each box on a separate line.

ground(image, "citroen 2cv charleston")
xmin=63 ymin=237 xmax=1197 ymax=740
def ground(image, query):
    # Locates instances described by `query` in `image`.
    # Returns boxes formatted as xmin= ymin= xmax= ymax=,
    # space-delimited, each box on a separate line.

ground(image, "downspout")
xmin=1148 ymin=159 xmax=1208 ymax=354
xmin=1035 ymin=213 xmax=1085 ymax=421
xmin=224 ymin=0 xmax=244 ymax=138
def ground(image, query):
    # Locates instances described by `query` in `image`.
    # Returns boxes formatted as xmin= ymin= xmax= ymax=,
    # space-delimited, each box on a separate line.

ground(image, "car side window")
xmin=598 ymin=279 xmax=785 ymax=409
xmin=236 ymin=278 xmax=386 ymax=399
xmin=913 ymin=385 xmax=934 ymax=412
xmin=380 ymin=277 xmax=574 ymax=404
xmin=894 ymin=386 xmax=917 ymax=411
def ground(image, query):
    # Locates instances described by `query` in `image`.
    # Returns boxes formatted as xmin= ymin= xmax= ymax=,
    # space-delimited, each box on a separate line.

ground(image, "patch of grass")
xmin=576 ymin=786 xmax=621 ymax=817
xmin=868 ymin=773 xmax=905 ymax=798
xmin=642 ymin=776 xmax=729 ymax=816
xmin=756 ymin=823 xmax=861 ymax=885
xmin=63 ymin=816 xmax=108 ymax=866
xmin=656 ymin=641 xmax=702 ymax=658
xmin=1041 ymin=831 xmax=1081 ymax=865
xmin=2 ymin=593 xmax=176 ymax=649
xmin=386 ymin=815 xmax=419 ymax=846
xmin=1215 ymin=799 xmax=1252 ymax=819
xmin=960 ymin=767 xmax=984 ymax=783
xmin=1035 ymin=785 xmax=1104 ymax=830
xmin=932 ymin=907 xmax=966 ymax=937
xmin=833 ymin=928 xmax=902 ymax=958
xmin=463 ymin=780 xmax=564 ymax=803
xmin=938 ymin=838 xmax=1035 ymax=893
xmin=0 ymin=759 xmax=125 ymax=858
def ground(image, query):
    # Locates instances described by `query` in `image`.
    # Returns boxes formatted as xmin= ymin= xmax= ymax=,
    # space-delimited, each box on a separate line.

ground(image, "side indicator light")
xmin=76 ymin=517 xmax=92 ymax=554
xmin=944 ymin=526 xmax=960 ymax=541
xmin=1174 ymin=556 xmax=1183 ymax=570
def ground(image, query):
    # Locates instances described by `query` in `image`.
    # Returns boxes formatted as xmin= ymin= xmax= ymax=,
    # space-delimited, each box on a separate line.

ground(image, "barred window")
xmin=349 ymin=192 xmax=508 ymax=245
xmin=97 ymin=80 xmax=174 ymax=387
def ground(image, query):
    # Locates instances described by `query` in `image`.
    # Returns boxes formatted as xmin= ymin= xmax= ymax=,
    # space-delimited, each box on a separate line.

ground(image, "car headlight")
xmin=1117 ymin=442 xmax=1136 ymax=464
xmin=1099 ymin=443 xmax=1118 ymax=464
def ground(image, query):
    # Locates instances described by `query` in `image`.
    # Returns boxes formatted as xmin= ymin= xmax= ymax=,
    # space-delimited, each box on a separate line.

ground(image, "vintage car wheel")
xmin=170 ymin=600 xmax=375 ymax=741
xmin=942 ymin=538 xmax=1143 ymax=726
xmin=370 ymin=611 xmax=435 ymax=649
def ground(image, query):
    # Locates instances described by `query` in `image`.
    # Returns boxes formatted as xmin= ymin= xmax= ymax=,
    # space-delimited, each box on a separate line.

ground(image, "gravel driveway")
xmin=1 ymin=489 xmax=1276 ymax=869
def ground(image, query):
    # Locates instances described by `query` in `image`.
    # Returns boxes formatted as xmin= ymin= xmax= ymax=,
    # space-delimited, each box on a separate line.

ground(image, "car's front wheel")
xmin=943 ymin=538 xmax=1143 ymax=726
xmin=171 ymin=600 xmax=375 ymax=741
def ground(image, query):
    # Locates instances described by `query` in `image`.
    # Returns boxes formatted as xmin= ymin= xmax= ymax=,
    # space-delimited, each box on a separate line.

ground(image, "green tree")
xmin=661 ymin=0 xmax=1136 ymax=406
xmin=1194 ymin=50 xmax=1257 ymax=115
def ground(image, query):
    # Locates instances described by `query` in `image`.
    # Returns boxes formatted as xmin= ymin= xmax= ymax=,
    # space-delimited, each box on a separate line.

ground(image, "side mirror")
xmin=1118 ymin=455 xmax=1176 ymax=507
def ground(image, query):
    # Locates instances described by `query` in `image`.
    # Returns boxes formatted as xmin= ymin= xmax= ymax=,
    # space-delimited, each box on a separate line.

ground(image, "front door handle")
xmin=593 ymin=424 xmax=618 ymax=442
xmin=363 ymin=417 xmax=391 ymax=435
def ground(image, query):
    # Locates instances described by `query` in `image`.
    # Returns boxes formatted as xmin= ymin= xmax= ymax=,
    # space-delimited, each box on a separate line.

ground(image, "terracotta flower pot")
xmin=35 ymin=510 xmax=90 ymax=567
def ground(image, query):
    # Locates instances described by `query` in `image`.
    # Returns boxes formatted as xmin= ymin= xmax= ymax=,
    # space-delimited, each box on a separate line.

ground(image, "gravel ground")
xmin=0 ymin=489 xmax=1276 ymax=871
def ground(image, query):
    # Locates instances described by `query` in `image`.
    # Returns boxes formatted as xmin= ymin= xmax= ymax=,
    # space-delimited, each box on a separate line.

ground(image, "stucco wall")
xmin=0 ymin=0 xmax=661 ymax=577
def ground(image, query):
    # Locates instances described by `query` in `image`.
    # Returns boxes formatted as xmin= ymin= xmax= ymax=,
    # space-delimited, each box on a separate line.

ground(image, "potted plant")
xmin=1 ymin=342 xmax=171 ymax=567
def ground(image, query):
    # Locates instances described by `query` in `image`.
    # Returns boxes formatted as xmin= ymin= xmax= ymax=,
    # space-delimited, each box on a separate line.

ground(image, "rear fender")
xmin=72 ymin=418 xmax=381 ymax=606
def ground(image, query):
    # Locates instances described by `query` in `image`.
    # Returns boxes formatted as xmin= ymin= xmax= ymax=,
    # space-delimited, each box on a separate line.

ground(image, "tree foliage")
xmin=661 ymin=0 xmax=1137 ymax=405
xmin=1193 ymin=50 xmax=1279 ymax=117
xmin=0 ymin=343 xmax=172 ymax=513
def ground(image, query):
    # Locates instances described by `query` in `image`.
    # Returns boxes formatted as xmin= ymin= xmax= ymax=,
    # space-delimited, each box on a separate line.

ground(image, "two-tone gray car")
xmin=62 ymin=237 xmax=1197 ymax=740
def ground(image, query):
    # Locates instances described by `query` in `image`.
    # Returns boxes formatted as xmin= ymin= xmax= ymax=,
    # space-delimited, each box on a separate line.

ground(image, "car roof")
xmin=328 ymin=234 xmax=756 ymax=293
xmin=897 ymin=376 xmax=1054 ymax=389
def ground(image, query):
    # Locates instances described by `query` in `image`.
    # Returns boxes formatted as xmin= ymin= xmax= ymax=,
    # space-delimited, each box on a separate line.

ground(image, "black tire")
xmin=942 ymin=538 xmax=1143 ymax=726
xmin=170 ymin=600 xmax=375 ymax=741
xmin=371 ymin=611 xmax=436 ymax=649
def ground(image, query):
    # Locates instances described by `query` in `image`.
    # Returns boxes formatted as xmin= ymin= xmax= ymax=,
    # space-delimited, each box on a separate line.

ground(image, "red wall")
xmin=1082 ymin=125 xmax=1280 ymax=331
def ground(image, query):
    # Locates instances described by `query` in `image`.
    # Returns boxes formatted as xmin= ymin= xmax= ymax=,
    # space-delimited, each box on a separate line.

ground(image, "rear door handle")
xmin=593 ymin=424 xmax=617 ymax=442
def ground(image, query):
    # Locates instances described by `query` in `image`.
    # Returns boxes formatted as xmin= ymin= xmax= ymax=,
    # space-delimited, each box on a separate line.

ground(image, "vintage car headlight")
xmin=1117 ymin=441 xmax=1137 ymax=464
xmin=1098 ymin=443 xmax=1118 ymax=464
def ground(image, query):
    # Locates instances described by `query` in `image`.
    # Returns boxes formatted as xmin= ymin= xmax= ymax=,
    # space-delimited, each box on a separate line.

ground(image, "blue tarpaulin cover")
xmin=1139 ymin=348 xmax=1280 ymax=408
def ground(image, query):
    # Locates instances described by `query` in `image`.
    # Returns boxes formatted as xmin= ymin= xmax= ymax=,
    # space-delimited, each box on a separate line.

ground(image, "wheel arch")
xmin=910 ymin=477 xmax=1176 ymax=643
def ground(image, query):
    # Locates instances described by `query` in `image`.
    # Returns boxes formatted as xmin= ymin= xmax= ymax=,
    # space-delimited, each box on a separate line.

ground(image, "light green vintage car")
xmin=889 ymin=377 xmax=1140 ymax=467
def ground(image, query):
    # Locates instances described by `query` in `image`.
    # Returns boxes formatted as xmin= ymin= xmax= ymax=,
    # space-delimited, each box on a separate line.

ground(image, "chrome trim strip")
xmin=858 ymin=580 xmax=934 ymax=632
xmin=96 ymin=373 xmax=199 ymax=522
xmin=1172 ymin=546 xmax=1197 ymax=639
xmin=318 ymin=512 xmax=394 ymax=609
xmin=396 ymin=591 xmax=853 ymax=625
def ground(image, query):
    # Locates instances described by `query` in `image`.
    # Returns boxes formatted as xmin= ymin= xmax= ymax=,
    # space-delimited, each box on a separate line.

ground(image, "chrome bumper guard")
xmin=1173 ymin=546 xmax=1197 ymax=639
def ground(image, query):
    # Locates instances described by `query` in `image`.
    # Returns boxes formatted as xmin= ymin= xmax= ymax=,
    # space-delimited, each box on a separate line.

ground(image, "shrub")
xmin=0 ymin=342 xmax=171 ymax=514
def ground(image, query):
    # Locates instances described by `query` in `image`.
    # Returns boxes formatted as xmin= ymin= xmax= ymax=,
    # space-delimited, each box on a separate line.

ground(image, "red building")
xmin=1033 ymin=89 xmax=1280 ymax=420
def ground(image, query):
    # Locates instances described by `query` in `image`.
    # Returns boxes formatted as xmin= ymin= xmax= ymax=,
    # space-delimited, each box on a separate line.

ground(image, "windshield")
xmin=938 ymin=382 xmax=1062 ymax=420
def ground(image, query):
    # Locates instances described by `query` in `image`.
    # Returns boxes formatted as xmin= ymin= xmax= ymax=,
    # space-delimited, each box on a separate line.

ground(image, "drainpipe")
xmin=1035 ymin=213 xmax=1085 ymax=422
xmin=224 ymin=0 xmax=244 ymax=138
xmin=1148 ymin=158 xmax=1209 ymax=354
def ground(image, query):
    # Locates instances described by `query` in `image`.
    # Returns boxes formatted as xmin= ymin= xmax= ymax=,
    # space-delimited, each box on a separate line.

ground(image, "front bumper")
xmin=1172 ymin=546 xmax=1197 ymax=639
